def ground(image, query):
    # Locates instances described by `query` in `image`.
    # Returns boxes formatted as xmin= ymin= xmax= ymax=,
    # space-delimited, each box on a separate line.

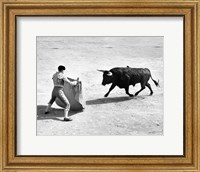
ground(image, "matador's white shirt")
xmin=52 ymin=72 xmax=72 ymax=88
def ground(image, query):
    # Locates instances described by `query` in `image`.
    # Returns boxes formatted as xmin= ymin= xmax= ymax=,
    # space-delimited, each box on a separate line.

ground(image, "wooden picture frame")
xmin=0 ymin=0 xmax=199 ymax=171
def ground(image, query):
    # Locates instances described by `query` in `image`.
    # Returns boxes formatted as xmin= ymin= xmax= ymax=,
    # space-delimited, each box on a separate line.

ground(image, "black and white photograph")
xmin=37 ymin=36 xmax=163 ymax=136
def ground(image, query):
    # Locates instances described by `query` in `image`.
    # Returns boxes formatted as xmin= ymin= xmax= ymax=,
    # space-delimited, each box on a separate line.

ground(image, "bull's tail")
xmin=151 ymin=76 xmax=160 ymax=87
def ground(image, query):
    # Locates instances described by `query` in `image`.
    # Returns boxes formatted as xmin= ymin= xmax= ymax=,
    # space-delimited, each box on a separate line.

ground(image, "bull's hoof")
xmin=129 ymin=94 xmax=134 ymax=97
xmin=104 ymin=94 xmax=109 ymax=97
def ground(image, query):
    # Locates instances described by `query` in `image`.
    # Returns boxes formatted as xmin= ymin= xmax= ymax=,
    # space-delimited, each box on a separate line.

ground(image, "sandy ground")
xmin=37 ymin=37 xmax=163 ymax=136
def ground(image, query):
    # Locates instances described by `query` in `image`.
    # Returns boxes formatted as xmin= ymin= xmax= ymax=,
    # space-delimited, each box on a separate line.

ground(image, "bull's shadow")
xmin=37 ymin=105 xmax=82 ymax=121
xmin=86 ymin=96 xmax=144 ymax=105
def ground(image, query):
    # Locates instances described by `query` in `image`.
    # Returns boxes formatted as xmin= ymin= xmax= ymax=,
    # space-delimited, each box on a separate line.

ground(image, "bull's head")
xmin=97 ymin=70 xmax=113 ymax=86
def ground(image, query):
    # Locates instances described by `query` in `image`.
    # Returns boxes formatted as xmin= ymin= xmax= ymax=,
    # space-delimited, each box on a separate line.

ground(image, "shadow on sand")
xmin=86 ymin=96 xmax=145 ymax=105
xmin=37 ymin=105 xmax=83 ymax=121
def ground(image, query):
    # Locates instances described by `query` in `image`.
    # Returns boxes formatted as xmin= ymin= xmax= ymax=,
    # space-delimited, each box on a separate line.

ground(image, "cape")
xmin=55 ymin=79 xmax=84 ymax=111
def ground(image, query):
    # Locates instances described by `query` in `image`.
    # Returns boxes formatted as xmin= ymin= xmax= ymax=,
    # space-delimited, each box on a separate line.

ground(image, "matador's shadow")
xmin=37 ymin=105 xmax=82 ymax=121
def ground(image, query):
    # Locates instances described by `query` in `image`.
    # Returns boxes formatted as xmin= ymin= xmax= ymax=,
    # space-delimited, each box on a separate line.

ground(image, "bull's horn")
xmin=97 ymin=69 xmax=105 ymax=72
xmin=107 ymin=71 xmax=112 ymax=76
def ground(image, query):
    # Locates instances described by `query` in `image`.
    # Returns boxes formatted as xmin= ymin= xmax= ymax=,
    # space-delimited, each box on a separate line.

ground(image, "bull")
xmin=98 ymin=66 xmax=159 ymax=97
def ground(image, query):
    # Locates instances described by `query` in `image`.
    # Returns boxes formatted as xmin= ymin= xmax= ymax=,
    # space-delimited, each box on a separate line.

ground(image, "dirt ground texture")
xmin=37 ymin=37 xmax=163 ymax=136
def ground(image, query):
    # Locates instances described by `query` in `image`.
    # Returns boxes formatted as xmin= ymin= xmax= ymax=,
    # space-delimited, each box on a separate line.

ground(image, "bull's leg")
xmin=146 ymin=82 xmax=153 ymax=95
xmin=135 ymin=83 xmax=145 ymax=96
xmin=104 ymin=83 xmax=116 ymax=97
xmin=125 ymin=86 xmax=133 ymax=97
xmin=122 ymin=75 xmax=133 ymax=97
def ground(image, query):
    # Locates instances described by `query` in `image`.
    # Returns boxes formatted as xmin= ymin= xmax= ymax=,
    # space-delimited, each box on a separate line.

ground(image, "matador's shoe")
xmin=64 ymin=117 xmax=72 ymax=121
